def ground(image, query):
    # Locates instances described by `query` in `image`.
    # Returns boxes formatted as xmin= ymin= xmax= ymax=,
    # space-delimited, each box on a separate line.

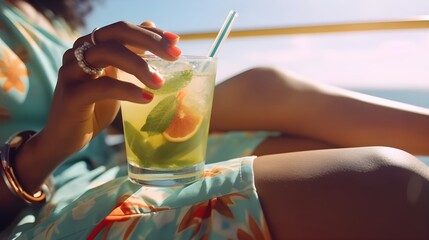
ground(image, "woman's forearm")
xmin=13 ymin=130 xmax=72 ymax=191
xmin=0 ymin=130 xmax=68 ymax=229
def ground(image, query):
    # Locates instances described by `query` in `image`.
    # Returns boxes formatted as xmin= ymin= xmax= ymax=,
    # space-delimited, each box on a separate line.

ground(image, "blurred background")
xmin=85 ymin=0 xmax=429 ymax=105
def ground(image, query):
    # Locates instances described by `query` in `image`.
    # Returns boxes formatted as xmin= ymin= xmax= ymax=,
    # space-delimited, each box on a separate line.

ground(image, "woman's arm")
xmin=0 ymin=21 xmax=181 ymax=229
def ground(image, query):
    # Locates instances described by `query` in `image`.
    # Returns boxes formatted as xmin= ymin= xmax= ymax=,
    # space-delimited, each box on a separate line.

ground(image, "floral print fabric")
xmin=0 ymin=1 xmax=274 ymax=239
xmin=10 ymin=157 xmax=271 ymax=239
xmin=0 ymin=0 xmax=73 ymax=143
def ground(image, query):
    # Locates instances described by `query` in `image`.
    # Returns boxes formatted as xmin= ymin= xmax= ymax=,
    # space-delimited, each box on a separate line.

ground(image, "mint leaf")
xmin=150 ymin=70 xmax=193 ymax=94
xmin=140 ymin=95 xmax=178 ymax=135
xmin=123 ymin=121 xmax=154 ymax=160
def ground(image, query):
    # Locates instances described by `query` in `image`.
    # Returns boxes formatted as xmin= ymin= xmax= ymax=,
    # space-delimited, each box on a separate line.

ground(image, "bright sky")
xmin=86 ymin=0 xmax=429 ymax=91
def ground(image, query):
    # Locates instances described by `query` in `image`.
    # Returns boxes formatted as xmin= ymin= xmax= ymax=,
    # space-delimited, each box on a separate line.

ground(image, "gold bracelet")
xmin=0 ymin=130 xmax=47 ymax=204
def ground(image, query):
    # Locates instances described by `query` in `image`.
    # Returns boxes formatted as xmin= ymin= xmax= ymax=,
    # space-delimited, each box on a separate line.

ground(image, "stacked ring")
xmin=91 ymin=27 xmax=99 ymax=45
xmin=74 ymin=42 xmax=104 ymax=76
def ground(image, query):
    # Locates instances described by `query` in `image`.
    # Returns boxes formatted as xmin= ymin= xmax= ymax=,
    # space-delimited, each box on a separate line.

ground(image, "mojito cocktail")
xmin=120 ymin=55 xmax=216 ymax=186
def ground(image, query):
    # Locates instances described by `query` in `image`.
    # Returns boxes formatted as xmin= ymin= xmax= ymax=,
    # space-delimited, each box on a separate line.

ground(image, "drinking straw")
xmin=207 ymin=10 xmax=238 ymax=57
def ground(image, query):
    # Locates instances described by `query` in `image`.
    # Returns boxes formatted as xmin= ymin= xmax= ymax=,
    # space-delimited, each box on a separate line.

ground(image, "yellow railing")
xmin=179 ymin=17 xmax=429 ymax=40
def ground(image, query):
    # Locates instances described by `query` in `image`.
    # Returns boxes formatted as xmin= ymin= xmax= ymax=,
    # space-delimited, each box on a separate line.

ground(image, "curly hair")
xmin=25 ymin=0 xmax=102 ymax=30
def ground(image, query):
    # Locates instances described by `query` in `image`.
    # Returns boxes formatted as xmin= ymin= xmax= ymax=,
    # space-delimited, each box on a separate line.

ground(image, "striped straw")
xmin=207 ymin=10 xmax=238 ymax=57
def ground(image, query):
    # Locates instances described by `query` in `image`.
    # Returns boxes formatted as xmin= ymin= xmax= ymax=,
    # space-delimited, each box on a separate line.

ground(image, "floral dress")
xmin=0 ymin=1 xmax=276 ymax=239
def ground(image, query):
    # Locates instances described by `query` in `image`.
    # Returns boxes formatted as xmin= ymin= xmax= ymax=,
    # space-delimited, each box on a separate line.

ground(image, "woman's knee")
xmin=363 ymin=146 xmax=429 ymax=180
xmin=364 ymin=147 xmax=429 ymax=203
xmin=254 ymin=147 xmax=429 ymax=238
xmin=254 ymin=146 xmax=429 ymax=206
xmin=238 ymin=67 xmax=295 ymax=92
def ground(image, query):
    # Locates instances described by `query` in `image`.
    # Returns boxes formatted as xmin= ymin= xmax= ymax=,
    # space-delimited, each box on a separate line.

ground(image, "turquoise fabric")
xmin=10 ymin=157 xmax=272 ymax=239
xmin=0 ymin=1 xmax=276 ymax=239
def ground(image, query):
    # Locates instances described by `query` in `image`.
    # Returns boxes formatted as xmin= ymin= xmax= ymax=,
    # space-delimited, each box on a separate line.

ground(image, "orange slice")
xmin=162 ymin=103 xmax=203 ymax=142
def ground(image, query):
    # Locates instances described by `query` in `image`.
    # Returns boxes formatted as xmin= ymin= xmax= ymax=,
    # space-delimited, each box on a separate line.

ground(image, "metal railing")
xmin=179 ymin=17 xmax=429 ymax=40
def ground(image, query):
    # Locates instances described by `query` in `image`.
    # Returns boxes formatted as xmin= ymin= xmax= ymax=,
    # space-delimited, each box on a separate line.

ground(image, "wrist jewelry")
xmin=0 ymin=130 xmax=47 ymax=204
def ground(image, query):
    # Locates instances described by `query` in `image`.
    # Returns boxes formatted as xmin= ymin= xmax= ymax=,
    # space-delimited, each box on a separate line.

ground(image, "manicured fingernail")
xmin=163 ymin=31 xmax=180 ymax=42
xmin=152 ymin=72 xmax=164 ymax=86
xmin=140 ymin=21 xmax=156 ymax=28
xmin=142 ymin=90 xmax=154 ymax=101
xmin=166 ymin=45 xmax=182 ymax=58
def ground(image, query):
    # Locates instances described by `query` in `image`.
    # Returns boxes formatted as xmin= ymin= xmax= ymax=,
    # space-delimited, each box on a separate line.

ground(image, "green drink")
xmin=120 ymin=55 xmax=216 ymax=186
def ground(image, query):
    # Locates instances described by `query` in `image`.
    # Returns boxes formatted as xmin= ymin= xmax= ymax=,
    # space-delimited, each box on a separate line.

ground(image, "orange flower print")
xmin=203 ymin=166 xmax=223 ymax=178
xmin=237 ymin=213 xmax=272 ymax=240
xmin=203 ymin=160 xmax=242 ymax=178
xmin=178 ymin=193 xmax=247 ymax=238
xmin=87 ymin=194 xmax=169 ymax=240
xmin=0 ymin=47 xmax=28 ymax=93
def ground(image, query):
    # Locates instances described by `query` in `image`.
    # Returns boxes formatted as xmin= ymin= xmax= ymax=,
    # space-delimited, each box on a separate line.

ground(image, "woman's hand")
xmin=16 ymin=21 xmax=182 ymax=183
xmin=44 ymin=21 xmax=180 ymax=159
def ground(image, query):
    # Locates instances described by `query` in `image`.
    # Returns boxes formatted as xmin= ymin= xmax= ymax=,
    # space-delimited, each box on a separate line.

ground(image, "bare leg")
xmin=211 ymin=67 xmax=429 ymax=155
xmin=254 ymin=146 xmax=429 ymax=239
xmin=252 ymin=133 xmax=337 ymax=156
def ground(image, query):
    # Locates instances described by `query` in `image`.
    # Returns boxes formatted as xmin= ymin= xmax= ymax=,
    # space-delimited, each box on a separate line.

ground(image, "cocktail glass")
xmin=120 ymin=55 xmax=217 ymax=186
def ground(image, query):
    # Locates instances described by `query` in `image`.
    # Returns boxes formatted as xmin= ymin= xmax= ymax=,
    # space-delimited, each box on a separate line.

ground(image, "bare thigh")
xmin=252 ymin=134 xmax=337 ymax=156
xmin=253 ymin=146 xmax=429 ymax=239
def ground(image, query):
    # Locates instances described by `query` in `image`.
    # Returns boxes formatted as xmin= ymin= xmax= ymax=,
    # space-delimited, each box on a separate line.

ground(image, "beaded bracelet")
xmin=0 ymin=130 xmax=47 ymax=204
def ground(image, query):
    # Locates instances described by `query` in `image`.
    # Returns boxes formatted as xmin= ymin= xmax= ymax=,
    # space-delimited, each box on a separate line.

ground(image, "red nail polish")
xmin=152 ymin=72 xmax=164 ymax=86
xmin=163 ymin=31 xmax=180 ymax=42
xmin=142 ymin=91 xmax=154 ymax=100
xmin=166 ymin=45 xmax=182 ymax=58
